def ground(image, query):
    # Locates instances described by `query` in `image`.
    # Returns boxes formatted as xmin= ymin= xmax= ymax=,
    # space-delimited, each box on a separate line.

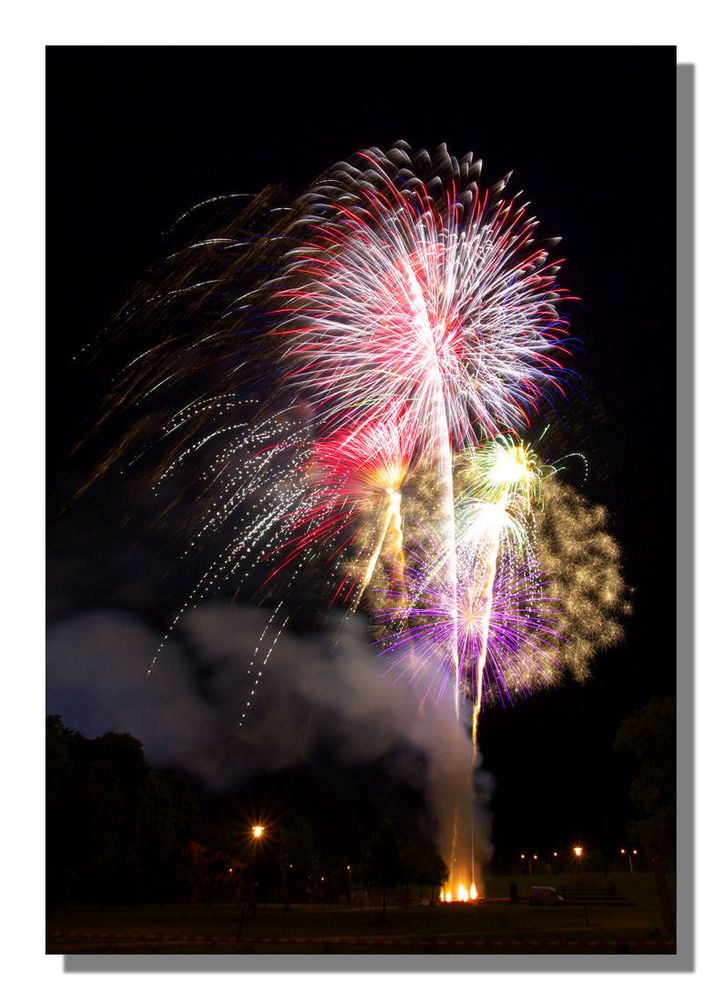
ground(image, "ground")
xmin=47 ymin=874 xmax=675 ymax=955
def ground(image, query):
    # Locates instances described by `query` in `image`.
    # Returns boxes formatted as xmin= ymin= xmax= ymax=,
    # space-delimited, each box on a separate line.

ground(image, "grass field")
xmin=47 ymin=874 xmax=676 ymax=954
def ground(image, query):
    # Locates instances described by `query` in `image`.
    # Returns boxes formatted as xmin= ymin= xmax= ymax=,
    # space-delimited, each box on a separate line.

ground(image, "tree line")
xmin=46 ymin=716 xmax=448 ymax=910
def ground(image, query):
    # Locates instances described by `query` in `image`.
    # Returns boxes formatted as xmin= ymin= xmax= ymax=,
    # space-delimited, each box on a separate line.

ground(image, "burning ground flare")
xmin=90 ymin=142 xmax=628 ymax=902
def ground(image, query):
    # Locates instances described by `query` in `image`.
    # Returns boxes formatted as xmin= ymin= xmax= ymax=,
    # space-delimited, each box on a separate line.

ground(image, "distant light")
xmin=533 ymin=854 xmax=538 ymax=861
xmin=228 ymin=868 xmax=233 ymax=873
xmin=632 ymin=849 xmax=638 ymax=855
xmin=520 ymin=854 xmax=526 ymax=859
xmin=620 ymin=848 xmax=626 ymax=854
xmin=553 ymin=852 xmax=558 ymax=858
xmin=252 ymin=825 xmax=265 ymax=839
xmin=573 ymin=846 xmax=583 ymax=858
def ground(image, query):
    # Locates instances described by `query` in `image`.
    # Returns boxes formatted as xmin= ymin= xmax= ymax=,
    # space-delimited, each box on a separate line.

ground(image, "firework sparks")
xmin=280 ymin=415 xmax=416 ymax=609
xmin=87 ymin=142 xmax=627 ymax=904
xmin=274 ymin=144 xmax=576 ymax=450
xmin=536 ymin=477 xmax=630 ymax=678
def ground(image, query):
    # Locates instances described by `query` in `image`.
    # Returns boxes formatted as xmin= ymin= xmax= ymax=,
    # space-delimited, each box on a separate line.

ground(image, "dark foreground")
xmin=48 ymin=876 xmax=675 ymax=955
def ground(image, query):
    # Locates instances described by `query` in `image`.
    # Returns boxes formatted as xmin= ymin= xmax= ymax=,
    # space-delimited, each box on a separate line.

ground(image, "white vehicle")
xmin=529 ymin=886 xmax=564 ymax=905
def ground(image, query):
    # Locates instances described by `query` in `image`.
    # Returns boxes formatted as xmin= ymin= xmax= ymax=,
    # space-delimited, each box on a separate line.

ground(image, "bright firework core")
xmin=487 ymin=444 xmax=534 ymax=487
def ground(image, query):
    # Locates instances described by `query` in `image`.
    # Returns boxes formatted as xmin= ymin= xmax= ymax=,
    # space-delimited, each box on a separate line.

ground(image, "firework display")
xmin=95 ymin=142 xmax=627 ymax=903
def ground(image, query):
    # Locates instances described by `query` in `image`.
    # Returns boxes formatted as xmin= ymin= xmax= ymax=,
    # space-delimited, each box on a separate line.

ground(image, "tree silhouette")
xmin=614 ymin=696 xmax=676 ymax=931
xmin=401 ymin=838 xmax=449 ymax=904
xmin=46 ymin=716 xmax=199 ymax=907
xmin=369 ymin=820 xmax=407 ymax=921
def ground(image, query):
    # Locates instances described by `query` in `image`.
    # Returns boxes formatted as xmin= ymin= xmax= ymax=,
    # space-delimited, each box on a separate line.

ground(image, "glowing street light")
xmin=520 ymin=852 xmax=535 ymax=875
xmin=620 ymin=847 xmax=638 ymax=874
xmin=252 ymin=825 xmax=266 ymax=840
xmin=572 ymin=846 xmax=588 ymax=926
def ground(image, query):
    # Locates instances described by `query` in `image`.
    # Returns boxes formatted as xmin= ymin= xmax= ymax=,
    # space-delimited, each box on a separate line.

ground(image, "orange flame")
xmin=440 ymin=882 xmax=479 ymax=903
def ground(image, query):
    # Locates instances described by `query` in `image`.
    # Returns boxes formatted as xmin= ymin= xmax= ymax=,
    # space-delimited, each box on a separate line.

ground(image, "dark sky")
xmin=46 ymin=46 xmax=677 ymax=861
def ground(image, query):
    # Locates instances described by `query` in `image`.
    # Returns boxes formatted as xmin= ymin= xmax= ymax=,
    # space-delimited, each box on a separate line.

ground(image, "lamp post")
xmin=620 ymin=848 xmax=637 ymax=875
xmin=520 ymin=853 xmax=540 ymax=877
xmin=247 ymin=824 xmax=266 ymax=913
xmin=573 ymin=846 xmax=589 ymax=927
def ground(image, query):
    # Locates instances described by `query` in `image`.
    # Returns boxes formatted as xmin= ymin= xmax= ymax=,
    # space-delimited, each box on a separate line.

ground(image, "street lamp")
xmin=572 ymin=846 xmax=588 ymax=926
xmin=246 ymin=824 xmax=267 ymax=914
xmin=620 ymin=848 xmax=637 ymax=874
xmin=519 ymin=853 xmax=539 ymax=875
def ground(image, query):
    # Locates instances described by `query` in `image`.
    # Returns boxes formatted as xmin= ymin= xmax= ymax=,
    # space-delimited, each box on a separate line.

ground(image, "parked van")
xmin=529 ymin=886 xmax=564 ymax=905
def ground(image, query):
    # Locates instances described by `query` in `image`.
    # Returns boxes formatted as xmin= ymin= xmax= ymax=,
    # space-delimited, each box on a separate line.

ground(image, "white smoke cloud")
xmin=47 ymin=603 xmax=494 ymax=867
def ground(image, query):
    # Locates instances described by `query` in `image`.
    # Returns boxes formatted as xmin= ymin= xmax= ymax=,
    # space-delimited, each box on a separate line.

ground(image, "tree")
xmin=47 ymin=716 xmax=83 ymax=909
xmin=275 ymin=818 xmax=318 ymax=907
xmin=400 ymin=837 xmax=448 ymax=905
xmin=142 ymin=770 xmax=200 ymax=903
xmin=614 ymin=696 xmax=676 ymax=931
xmin=368 ymin=820 xmax=407 ymax=921
xmin=47 ymin=716 xmax=199 ymax=907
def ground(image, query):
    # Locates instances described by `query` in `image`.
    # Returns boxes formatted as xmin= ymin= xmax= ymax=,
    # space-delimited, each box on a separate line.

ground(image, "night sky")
xmin=46 ymin=46 xmax=676 ymax=863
